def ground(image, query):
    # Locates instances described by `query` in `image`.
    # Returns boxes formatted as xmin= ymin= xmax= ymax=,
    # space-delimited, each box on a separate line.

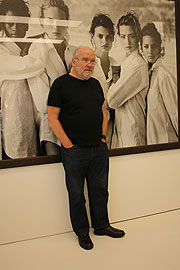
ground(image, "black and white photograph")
xmin=0 ymin=0 xmax=178 ymax=167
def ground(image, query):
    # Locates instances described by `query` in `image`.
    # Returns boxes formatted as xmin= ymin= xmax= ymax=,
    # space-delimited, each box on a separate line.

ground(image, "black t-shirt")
xmin=47 ymin=74 xmax=105 ymax=146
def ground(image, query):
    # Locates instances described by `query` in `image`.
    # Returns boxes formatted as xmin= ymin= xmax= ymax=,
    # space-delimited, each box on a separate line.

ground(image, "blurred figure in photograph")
xmin=140 ymin=23 xmax=178 ymax=144
xmin=107 ymin=12 xmax=149 ymax=148
xmin=89 ymin=14 xmax=120 ymax=148
xmin=0 ymin=0 xmax=37 ymax=159
xmin=26 ymin=0 xmax=76 ymax=155
xmin=0 ymin=0 xmax=75 ymax=157
xmin=39 ymin=0 xmax=76 ymax=83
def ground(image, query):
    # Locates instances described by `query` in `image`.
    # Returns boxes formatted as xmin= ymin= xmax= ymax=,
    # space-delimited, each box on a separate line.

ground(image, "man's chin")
xmin=82 ymin=76 xmax=90 ymax=80
xmin=83 ymin=72 xmax=92 ymax=80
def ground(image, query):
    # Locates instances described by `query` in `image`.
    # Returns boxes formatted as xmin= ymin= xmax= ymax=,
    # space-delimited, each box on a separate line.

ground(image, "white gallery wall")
xmin=0 ymin=149 xmax=180 ymax=245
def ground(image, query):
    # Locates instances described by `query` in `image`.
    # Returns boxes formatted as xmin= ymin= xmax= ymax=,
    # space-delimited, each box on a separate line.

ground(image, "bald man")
xmin=47 ymin=47 xmax=125 ymax=250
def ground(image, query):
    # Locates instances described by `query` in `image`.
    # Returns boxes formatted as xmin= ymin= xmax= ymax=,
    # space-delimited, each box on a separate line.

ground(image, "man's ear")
xmin=72 ymin=58 xmax=76 ymax=67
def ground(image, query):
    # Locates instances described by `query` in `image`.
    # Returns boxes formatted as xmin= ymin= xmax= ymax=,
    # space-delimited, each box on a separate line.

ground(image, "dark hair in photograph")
xmin=39 ymin=0 xmax=69 ymax=20
xmin=140 ymin=23 xmax=162 ymax=50
xmin=0 ymin=0 xmax=30 ymax=17
xmin=117 ymin=11 xmax=141 ymax=42
xmin=89 ymin=13 xmax=115 ymax=40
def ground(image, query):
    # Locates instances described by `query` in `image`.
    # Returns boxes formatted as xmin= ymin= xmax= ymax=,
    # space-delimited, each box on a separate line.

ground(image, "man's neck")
xmin=69 ymin=71 xmax=83 ymax=80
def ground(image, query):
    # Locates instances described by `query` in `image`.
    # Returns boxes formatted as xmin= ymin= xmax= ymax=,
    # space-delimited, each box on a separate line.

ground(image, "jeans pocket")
xmin=62 ymin=144 xmax=78 ymax=151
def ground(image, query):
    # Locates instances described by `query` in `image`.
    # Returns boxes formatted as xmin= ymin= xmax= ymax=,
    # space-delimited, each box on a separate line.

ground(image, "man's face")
xmin=4 ymin=10 xmax=28 ymax=38
xmin=72 ymin=47 xmax=96 ymax=80
xmin=43 ymin=7 xmax=67 ymax=40
xmin=119 ymin=25 xmax=138 ymax=57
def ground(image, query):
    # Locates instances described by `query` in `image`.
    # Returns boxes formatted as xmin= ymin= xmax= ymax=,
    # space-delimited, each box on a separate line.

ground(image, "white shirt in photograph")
xmin=107 ymin=50 xmax=149 ymax=148
xmin=147 ymin=58 xmax=178 ymax=144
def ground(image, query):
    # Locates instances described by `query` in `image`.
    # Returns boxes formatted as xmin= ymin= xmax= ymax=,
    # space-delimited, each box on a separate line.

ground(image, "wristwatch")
xmin=101 ymin=134 xmax=106 ymax=140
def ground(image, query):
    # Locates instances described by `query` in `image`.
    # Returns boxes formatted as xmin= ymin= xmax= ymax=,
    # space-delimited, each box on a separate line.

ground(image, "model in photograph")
xmin=140 ymin=23 xmax=178 ymax=144
xmin=89 ymin=14 xmax=120 ymax=148
xmin=107 ymin=12 xmax=149 ymax=148
xmin=28 ymin=0 xmax=76 ymax=155
xmin=39 ymin=0 xmax=76 ymax=84
xmin=0 ymin=0 xmax=76 ymax=158
xmin=0 ymin=0 xmax=37 ymax=159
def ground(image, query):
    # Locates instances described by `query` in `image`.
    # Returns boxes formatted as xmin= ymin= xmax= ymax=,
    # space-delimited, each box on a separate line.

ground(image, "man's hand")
xmin=63 ymin=142 xmax=74 ymax=148
xmin=48 ymin=105 xmax=73 ymax=147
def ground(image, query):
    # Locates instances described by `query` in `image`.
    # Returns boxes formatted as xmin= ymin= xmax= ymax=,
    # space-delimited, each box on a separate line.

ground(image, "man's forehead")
xmin=78 ymin=47 xmax=95 ymax=58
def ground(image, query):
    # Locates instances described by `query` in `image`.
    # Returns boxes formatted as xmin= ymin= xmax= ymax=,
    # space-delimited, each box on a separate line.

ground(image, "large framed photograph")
xmin=0 ymin=0 xmax=179 ymax=169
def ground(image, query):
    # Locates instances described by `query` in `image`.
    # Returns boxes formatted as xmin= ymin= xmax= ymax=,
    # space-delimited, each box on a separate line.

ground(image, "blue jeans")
xmin=61 ymin=142 xmax=110 ymax=236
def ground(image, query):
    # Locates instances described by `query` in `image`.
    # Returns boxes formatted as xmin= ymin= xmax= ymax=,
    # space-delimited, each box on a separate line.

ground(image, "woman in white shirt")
xmin=0 ymin=0 xmax=75 ymax=157
xmin=107 ymin=12 xmax=149 ymax=148
xmin=140 ymin=23 xmax=178 ymax=144
xmin=89 ymin=14 xmax=120 ymax=148
xmin=0 ymin=0 xmax=37 ymax=159
xmin=32 ymin=0 xmax=76 ymax=154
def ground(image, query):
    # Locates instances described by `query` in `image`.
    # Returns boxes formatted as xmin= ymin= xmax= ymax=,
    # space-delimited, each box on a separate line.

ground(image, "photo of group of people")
xmin=0 ymin=0 xmax=178 ymax=161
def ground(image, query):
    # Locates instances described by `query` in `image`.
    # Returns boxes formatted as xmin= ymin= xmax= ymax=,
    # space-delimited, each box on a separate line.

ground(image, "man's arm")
xmin=101 ymin=103 xmax=107 ymax=143
xmin=48 ymin=105 xmax=73 ymax=148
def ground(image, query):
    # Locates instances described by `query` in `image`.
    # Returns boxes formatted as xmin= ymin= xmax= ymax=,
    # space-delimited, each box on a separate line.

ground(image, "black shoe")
xmin=94 ymin=225 xmax=125 ymax=238
xmin=78 ymin=235 xmax=94 ymax=250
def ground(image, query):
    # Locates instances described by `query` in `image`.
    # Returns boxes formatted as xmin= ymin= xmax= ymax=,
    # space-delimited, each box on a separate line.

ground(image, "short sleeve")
xmin=47 ymin=78 xmax=63 ymax=108
xmin=96 ymin=79 xmax=105 ymax=104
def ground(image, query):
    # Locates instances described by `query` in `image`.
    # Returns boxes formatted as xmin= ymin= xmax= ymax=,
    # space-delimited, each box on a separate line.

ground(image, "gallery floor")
xmin=0 ymin=209 xmax=180 ymax=270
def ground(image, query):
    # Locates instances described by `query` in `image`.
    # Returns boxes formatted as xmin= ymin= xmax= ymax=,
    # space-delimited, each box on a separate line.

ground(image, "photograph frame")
xmin=0 ymin=0 xmax=179 ymax=170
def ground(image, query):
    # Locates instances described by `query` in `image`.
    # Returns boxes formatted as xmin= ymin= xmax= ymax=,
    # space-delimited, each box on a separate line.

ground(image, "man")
xmin=47 ymin=46 xmax=125 ymax=250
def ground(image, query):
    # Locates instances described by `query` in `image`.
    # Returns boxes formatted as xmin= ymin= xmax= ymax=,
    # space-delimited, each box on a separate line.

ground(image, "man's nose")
xmin=86 ymin=61 xmax=93 ymax=66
